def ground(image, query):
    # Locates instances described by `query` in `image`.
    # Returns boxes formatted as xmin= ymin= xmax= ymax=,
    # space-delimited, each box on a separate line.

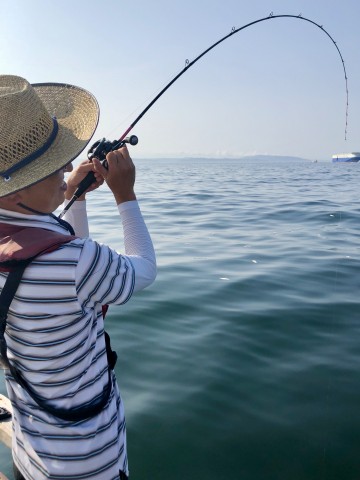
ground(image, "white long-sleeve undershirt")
xmin=63 ymin=199 xmax=156 ymax=292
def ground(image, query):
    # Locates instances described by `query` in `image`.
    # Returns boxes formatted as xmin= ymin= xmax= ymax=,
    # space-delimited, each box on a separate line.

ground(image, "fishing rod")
xmin=59 ymin=12 xmax=348 ymax=218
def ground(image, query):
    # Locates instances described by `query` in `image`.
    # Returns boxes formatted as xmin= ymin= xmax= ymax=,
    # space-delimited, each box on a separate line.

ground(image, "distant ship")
xmin=332 ymin=152 xmax=360 ymax=163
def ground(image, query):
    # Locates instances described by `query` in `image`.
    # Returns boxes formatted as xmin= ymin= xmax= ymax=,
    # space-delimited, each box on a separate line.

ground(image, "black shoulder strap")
xmin=0 ymin=262 xmax=115 ymax=422
xmin=0 ymin=261 xmax=31 ymax=368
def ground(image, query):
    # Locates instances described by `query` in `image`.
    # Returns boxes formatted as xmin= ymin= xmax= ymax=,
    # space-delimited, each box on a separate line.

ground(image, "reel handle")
xmin=74 ymin=135 xmax=138 ymax=198
xmin=58 ymin=135 xmax=139 ymax=218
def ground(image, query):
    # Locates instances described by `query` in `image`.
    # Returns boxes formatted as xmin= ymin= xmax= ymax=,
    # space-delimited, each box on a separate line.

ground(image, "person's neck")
xmin=0 ymin=199 xmax=49 ymax=215
xmin=16 ymin=202 xmax=52 ymax=216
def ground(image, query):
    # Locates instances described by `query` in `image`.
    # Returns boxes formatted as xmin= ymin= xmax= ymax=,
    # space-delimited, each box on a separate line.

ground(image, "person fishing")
xmin=0 ymin=75 xmax=156 ymax=480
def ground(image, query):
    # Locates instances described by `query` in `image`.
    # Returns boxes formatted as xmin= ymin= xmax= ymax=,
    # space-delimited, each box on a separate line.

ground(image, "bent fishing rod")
xmin=59 ymin=12 xmax=348 ymax=218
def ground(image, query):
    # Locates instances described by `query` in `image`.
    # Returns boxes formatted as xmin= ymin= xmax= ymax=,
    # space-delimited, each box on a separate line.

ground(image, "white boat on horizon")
xmin=332 ymin=152 xmax=360 ymax=163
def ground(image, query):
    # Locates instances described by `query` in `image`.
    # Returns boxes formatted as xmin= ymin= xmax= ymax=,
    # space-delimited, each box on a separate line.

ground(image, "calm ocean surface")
xmin=1 ymin=157 xmax=360 ymax=479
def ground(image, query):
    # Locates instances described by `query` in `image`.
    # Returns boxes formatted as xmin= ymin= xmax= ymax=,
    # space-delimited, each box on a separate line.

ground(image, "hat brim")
xmin=0 ymin=82 xmax=99 ymax=197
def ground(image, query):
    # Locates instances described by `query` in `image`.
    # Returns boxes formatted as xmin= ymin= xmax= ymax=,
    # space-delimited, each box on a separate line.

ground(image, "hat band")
xmin=0 ymin=117 xmax=59 ymax=182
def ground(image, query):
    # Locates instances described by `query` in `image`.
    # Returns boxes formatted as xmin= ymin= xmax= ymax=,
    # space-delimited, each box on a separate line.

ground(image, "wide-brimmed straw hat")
xmin=0 ymin=75 xmax=99 ymax=197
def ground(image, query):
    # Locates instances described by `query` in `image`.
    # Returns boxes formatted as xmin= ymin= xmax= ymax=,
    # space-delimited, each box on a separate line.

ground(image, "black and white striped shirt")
xmin=0 ymin=200 xmax=156 ymax=479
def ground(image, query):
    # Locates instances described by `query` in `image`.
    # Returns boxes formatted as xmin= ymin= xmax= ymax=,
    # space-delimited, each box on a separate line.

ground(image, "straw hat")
xmin=0 ymin=75 xmax=99 ymax=197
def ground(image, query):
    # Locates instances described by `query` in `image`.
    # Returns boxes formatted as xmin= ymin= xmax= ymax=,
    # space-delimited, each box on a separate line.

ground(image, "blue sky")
xmin=1 ymin=0 xmax=359 ymax=160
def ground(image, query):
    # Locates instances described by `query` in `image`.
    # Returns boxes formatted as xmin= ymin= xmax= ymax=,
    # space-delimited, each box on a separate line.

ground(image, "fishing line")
xmin=59 ymin=12 xmax=349 ymax=218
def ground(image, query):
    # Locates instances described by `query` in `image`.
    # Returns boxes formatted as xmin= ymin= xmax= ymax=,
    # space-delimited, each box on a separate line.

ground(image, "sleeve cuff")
xmin=117 ymin=200 xmax=139 ymax=214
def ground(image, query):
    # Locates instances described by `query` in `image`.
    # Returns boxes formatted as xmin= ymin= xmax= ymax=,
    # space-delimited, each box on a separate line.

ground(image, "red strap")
xmin=0 ymin=223 xmax=76 ymax=272
xmin=102 ymin=304 xmax=109 ymax=318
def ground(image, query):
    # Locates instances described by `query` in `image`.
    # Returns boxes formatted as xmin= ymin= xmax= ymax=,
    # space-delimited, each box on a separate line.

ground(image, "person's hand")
xmin=92 ymin=145 xmax=137 ymax=204
xmin=65 ymin=160 xmax=104 ymax=201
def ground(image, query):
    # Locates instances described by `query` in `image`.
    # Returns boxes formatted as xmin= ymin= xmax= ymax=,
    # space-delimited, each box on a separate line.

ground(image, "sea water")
xmin=1 ymin=157 xmax=359 ymax=479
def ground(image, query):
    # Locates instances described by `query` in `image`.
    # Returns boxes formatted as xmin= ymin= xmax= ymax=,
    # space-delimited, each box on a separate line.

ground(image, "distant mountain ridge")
xmin=237 ymin=154 xmax=308 ymax=161
xmin=138 ymin=154 xmax=311 ymax=161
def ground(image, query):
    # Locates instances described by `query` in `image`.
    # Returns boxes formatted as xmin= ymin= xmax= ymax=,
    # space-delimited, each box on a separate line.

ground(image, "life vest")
xmin=0 ymin=223 xmax=117 ymax=421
